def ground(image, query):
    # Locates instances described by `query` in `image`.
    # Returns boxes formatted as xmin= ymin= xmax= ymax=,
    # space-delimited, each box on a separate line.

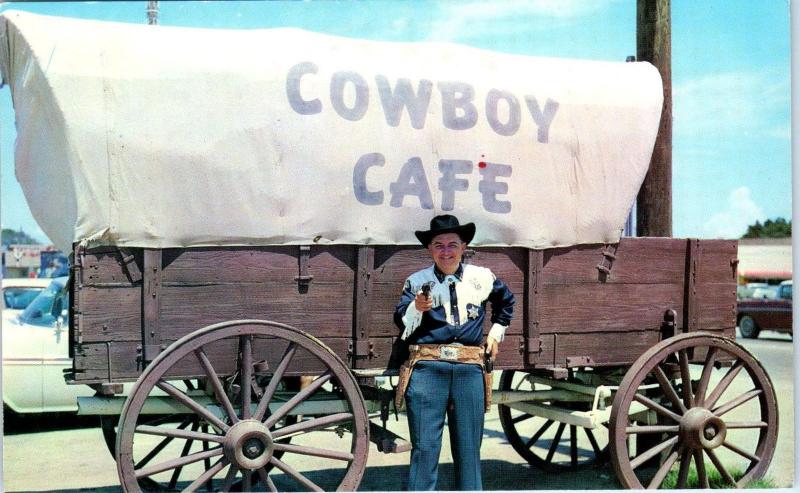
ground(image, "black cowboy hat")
xmin=414 ymin=214 xmax=476 ymax=246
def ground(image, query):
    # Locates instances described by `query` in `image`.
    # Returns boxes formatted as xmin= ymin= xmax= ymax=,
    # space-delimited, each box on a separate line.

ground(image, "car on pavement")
xmin=2 ymin=276 xmax=95 ymax=414
xmin=2 ymin=277 xmax=51 ymax=315
xmin=737 ymin=280 xmax=793 ymax=339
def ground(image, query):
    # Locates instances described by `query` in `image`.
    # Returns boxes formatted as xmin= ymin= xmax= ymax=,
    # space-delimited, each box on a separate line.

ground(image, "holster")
xmin=394 ymin=344 xmax=493 ymax=413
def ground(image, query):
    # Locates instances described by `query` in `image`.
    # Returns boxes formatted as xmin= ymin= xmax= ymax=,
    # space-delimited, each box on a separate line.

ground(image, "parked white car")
xmin=2 ymin=277 xmax=95 ymax=413
xmin=2 ymin=277 xmax=51 ymax=315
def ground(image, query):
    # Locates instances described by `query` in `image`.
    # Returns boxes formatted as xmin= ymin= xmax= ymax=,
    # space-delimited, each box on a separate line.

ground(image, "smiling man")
xmin=394 ymin=214 xmax=515 ymax=491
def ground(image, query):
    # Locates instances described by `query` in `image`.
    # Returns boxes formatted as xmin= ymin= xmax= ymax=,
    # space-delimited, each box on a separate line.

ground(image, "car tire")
xmin=739 ymin=315 xmax=760 ymax=339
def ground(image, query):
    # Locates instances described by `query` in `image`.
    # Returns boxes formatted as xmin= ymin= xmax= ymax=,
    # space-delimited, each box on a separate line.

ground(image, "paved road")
xmin=1 ymin=331 xmax=794 ymax=491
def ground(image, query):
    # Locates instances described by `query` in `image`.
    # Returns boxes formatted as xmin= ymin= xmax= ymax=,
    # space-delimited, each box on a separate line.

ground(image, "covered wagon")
xmin=0 ymin=10 xmax=777 ymax=491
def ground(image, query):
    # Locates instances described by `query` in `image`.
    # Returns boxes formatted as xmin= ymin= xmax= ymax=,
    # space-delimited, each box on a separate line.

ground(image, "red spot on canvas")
xmin=478 ymin=161 xmax=487 ymax=168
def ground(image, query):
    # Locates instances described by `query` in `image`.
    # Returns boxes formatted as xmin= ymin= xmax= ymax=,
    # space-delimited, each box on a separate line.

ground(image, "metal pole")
xmin=636 ymin=0 xmax=672 ymax=237
xmin=147 ymin=1 xmax=159 ymax=26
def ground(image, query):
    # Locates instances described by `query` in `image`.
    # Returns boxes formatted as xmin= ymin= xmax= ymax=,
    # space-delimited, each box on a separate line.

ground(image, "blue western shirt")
xmin=394 ymin=263 xmax=515 ymax=346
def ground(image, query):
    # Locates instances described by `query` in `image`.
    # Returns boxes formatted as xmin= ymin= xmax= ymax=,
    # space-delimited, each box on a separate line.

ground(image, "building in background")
xmin=737 ymin=237 xmax=792 ymax=284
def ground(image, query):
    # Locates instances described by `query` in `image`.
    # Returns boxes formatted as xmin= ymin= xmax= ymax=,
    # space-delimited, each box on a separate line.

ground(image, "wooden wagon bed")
xmin=68 ymin=237 xmax=737 ymax=384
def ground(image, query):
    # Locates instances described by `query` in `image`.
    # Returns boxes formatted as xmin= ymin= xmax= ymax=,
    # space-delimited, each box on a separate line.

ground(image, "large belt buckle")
xmin=439 ymin=346 xmax=459 ymax=360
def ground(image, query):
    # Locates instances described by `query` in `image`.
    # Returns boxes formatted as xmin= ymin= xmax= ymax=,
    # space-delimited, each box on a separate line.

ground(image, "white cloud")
xmin=673 ymin=70 xmax=790 ymax=140
xmin=700 ymin=186 xmax=764 ymax=239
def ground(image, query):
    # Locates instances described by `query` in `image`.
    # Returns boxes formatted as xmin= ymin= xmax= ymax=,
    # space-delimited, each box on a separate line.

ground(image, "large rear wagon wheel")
xmin=498 ymin=370 xmax=609 ymax=470
xmin=609 ymin=333 xmax=777 ymax=489
xmin=116 ymin=320 xmax=369 ymax=492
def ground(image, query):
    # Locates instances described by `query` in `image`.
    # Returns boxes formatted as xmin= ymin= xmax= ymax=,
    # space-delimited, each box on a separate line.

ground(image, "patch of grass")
xmin=660 ymin=464 xmax=776 ymax=489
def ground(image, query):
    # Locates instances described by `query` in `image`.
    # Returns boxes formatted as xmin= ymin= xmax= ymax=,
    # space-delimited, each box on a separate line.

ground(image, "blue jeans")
xmin=405 ymin=360 xmax=484 ymax=491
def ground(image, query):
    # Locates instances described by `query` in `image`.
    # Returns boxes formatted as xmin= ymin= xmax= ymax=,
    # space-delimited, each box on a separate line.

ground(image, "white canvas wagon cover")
xmin=0 ymin=10 xmax=663 ymax=251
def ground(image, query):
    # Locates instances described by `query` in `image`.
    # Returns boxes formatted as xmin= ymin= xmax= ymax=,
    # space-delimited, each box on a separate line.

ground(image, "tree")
xmin=1 ymin=228 xmax=42 ymax=247
xmin=742 ymin=217 xmax=792 ymax=238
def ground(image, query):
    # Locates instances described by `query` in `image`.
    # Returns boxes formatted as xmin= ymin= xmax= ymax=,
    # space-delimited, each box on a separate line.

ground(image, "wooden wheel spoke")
xmin=258 ymin=467 xmax=277 ymax=493
xmin=694 ymin=450 xmax=709 ymax=488
xmin=272 ymin=412 xmax=353 ymax=439
xmin=135 ymin=417 xmax=194 ymax=469
xmin=712 ymin=389 xmax=762 ymax=417
xmin=726 ymin=421 xmax=768 ymax=429
xmin=201 ymin=424 xmax=212 ymax=490
xmin=694 ymin=347 xmax=719 ymax=407
xmin=136 ymin=424 xmax=225 ymax=443
xmin=705 ymin=448 xmax=737 ymax=486
xmin=625 ymin=425 xmax=679 ymax=434
xmin=254 ymin=342 xmax=298 ymax=422
xmin=545 ymin=423 xmax=566 ymax=463
xmin=168 ymin=420 xmax=200 ymax=489
xmin=135 ymin=446 xmax=223 ymax=478
xmin=264 ymin=371 xmax=332 ymax=428
xmin=653 ymin=364 xmax=687 ymax=414
xmin=511 ymin=413 xmax=533 ymax=425
xmin=525 ymin=419 xmax=554 ymax=449
xmin=157 ymin=380 xmax=230 ymax=433
xmin=704 ymin=359 xmax=744 ymax=410
xmin=221 ymin=464 xmax=239 ymax=492
xmin=273 ymin=442 xmax=355 ymax=461
xmin=270 ymin=456 xmax=324 ymax=492
xmin=678 ymin=349 xmax=693 ymax=408
xmin=569 ymin=425 xmax=578 ymax=467
xmin=184 ymin=457 xmax=228 ymax=493
xmin=633 ymin=393 xmax=682 ymax=423
xmin=630 ymin=435 xmax=678 ymax=470
xmin=677 ymin=447 xmax=691 ymax=488
xmin=195 ymin=348 xmax=239 ymax=424
xmin=585 ymin=428 xmax=602 ymax=456
xmin=243 ymin=470 xmax=252 ymax=492
xmin=722 ymin=440 xmax=761 ymax=462
xmin=240 ymin=335 xmax=253 ymax=420
xmin=647 ymin=445 xmax=681 ymax=489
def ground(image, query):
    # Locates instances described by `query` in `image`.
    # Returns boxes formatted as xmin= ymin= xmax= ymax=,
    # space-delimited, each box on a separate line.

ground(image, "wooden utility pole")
xmin=147 ymin=1 xmax=159 ymax=25
xmin=636 ymin=0 xmax=672 ymax=237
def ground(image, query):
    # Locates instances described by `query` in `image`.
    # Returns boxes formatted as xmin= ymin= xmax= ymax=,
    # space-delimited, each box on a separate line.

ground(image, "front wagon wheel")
xmin=116 ymin=320 xmax=369 ymax=492
xmin=609 ymin=333 xmax=777 ymax=489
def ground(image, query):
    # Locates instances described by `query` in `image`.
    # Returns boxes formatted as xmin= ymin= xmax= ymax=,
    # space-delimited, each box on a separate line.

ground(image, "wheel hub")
xmin=223 ymin=419 xmax=275 ymax=470
xmin=679 ymin=407 xmax=726 ymax=450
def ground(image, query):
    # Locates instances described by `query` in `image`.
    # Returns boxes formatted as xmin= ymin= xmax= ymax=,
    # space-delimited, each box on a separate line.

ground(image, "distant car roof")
xmin=1 ymin=278 xmax=52 ymax=289
xmin=780 ymin=280 xmax=793 ymax=286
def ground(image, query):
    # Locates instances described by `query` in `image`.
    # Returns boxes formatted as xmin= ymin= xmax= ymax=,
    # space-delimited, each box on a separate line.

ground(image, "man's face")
xmin=428 ymin=232 xmax=466 ymax=275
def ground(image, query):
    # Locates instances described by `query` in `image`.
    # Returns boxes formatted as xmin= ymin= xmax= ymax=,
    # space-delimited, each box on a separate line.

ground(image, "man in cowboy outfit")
xmin=394 ymin=214 xmax=515 ymax=491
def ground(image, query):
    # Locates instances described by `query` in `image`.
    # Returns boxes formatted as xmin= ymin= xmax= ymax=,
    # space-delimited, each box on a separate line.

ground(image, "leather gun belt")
xmin=394 ymin=343 xmax=492 ymax=413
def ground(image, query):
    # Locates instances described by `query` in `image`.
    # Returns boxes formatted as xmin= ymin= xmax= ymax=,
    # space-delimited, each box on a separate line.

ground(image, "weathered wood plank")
xmin=157 ymin=284 xmax=354 ymax=340
xmin=78 ymin=286 xmax=142 ymax=343
xmin=695 ymin=240 xmax=738 ymax=284
xmin=161 ymin=246 xmax=356 ymax=284
xmin=79 ymin=247 xmax=142 ymax=286
xmin=552 ymin=330 xmax=661 ymax=368
xmin=353 ymin=247 xmax=375 ymax=368
xmin=537 ymin=283 xmax=685 ymax=332
xmin=541 ymin=237 xmax=687 ymax=285
xmin=694 ymin=283 xmax=737 ymax=331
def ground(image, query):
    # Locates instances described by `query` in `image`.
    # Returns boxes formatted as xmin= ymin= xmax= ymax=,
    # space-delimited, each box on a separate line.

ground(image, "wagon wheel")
xmin=116 ymin=320 xmax=369 ymax=492
xmin=100 ymin=380 xmax=205 ymax=458
xmin=100 ymin=378 xmax=300 ymax=461
xmin=609 ymin=332 xmax=777 ymax=489
xmin=498 ymin=370 xmax=609 ymax=470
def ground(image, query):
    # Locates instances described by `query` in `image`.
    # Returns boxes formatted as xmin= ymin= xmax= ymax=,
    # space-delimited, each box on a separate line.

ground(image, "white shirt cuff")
xmin=400 ymin=302 xmax=423 ymax=340
xmin=487 ymin=323 xmax=507 ymax=343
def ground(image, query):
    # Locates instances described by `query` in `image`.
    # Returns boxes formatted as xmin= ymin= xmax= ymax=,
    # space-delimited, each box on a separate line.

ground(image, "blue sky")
xmin=0 ymin=0 xmax=792 ymax=243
